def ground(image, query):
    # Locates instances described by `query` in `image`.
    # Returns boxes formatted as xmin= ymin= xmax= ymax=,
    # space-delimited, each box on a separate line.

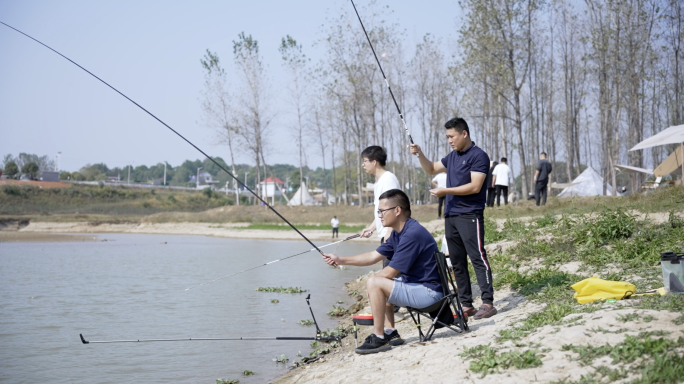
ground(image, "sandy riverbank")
xmin=274 ymin=273 xmax=684 ymax=384
xmin=6 ymin=218 xmax=447 ymax=242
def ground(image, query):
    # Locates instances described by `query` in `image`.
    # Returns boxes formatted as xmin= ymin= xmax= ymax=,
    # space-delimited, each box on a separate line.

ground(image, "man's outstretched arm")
xmin=322 ymin=250 xmax=385 ymax=267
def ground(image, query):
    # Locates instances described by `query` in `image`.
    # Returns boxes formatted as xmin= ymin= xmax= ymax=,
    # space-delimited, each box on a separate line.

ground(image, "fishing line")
xmin=349 ymin=0 xmax=418 ymax=155
xmin=0 ymin=20 xmax=323 ymax=254
xmin=184 ymin=234 xmax=360 ymax=291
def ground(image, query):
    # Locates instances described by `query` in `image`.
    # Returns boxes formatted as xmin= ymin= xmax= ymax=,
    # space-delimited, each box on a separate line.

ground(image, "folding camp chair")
xmin=406 ymin=251 xmax=469 ymax=342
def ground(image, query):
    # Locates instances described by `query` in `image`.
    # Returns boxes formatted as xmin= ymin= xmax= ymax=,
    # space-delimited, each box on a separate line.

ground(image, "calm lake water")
xmin=0 ymin=234 xmax=379 ymax=384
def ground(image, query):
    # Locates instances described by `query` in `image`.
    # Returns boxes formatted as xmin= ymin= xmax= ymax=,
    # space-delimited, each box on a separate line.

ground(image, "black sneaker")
xmin=355 ymin=334 xmax=391 ymax=355
xmin=384 ymin=329 xmax=404 ymax=346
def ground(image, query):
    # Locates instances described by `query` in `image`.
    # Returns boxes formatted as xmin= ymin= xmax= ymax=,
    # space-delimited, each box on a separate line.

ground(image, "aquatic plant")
xmin=327 ymin=305 xmax=348 ymax=317
xmin=215 ymin=379 xmax=238 ymax=384
xmin=256 ymin=286 xmax=307 ymax=293
xmin=273 ymin=354 xmax=288 ymax=363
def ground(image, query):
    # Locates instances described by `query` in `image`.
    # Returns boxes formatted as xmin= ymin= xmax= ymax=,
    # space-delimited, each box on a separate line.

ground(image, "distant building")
xmin=190 ymin=172 xmax=220 ymax=189
xmin=42 ymin=171 xmax=59 ymax=182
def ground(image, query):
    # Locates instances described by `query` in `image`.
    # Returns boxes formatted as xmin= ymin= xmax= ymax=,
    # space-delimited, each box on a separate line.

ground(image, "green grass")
xmin=483 ymin=186 xmax=684 ymax=221
xmin=0 ymin=183 xmax=234 ymax=216
xmin=459 ymin=190 xmax=684 ymax=383
xmin=558 ymin=333 xmax=684 ymax=384
xmin=460 ymin=344 xmax=544 ymax=377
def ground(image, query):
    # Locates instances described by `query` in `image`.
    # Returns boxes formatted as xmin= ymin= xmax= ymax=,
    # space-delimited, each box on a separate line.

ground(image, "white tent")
xmin=287 ymin=182 xmax=317 ymax=206
xmin=615 ymin=164 xmax=653 ymax=175
xmin=630 ymin=124 xmax=684 ymax=180
xmin=629 ymin=124 xmax=684 ymax=151
xmin=558 ymin=166 xmax=616 ymax=197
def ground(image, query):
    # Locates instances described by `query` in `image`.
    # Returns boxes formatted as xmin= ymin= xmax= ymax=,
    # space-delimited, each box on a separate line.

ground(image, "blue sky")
xmin=0 ymin=0 xmax=461 ymax=172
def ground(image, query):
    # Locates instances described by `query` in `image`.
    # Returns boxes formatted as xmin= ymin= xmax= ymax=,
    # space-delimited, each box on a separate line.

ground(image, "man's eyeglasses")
xmin=377 ymin=206 xmax=398 ymax=216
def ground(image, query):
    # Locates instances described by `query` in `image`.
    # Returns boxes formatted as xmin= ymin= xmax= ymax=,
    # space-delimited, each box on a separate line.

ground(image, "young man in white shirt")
xmin=491 ymin=157 xmax=514 ymax=207
xmin=360 ymin=146 xmax=401 ymax=243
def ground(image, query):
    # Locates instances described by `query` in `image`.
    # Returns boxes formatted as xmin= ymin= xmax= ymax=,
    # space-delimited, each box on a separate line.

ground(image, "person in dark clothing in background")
xmin=534 ymin=152 xmax=553 ymax=206
xmin=485 ymin=161 xmax=498 ymax=208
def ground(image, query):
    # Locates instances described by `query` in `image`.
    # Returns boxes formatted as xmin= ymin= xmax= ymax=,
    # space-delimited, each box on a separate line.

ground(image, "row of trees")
xmin=2 ymin=152 xmax=416 ymax=197
xmin=201 ymin=0 xmax=682 ymax=204
xmin=1 ymin=153 xmax=55 ymax=179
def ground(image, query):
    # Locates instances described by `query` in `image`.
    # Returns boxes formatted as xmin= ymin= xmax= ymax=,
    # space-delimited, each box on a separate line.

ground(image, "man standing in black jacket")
xmin=534 ymin=152 xmax=553 ymax=206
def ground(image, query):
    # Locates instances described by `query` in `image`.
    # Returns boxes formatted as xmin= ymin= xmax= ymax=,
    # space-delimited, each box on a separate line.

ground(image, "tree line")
xmin=1 ymin=153 xmax=434 ymax=201
xmin=200 ymin=0 xmax=682 ymax=204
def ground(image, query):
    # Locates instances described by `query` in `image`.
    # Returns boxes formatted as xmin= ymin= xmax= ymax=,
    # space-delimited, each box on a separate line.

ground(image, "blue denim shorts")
xmin=388 ymin=278 xmax=443 ymax=308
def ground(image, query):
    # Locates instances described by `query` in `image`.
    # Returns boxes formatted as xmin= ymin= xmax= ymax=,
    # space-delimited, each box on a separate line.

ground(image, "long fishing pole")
xmin=184 ymin=234 xmax=360 ymax=291
xmin=349 ymin=0 xmax=417 ymax=155
xmin=0 ymin=20 xmax=323 ymax=255
xmin=80 ymin=334 xmax=338 ymax=343
xmin=80 ymin=295 xmax=341 ymax=344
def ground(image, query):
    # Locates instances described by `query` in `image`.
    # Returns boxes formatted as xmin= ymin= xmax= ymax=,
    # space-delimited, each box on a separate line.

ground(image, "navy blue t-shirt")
xmin=440 ymin=142 xmax=490 ymax=216
xmin=376 ymin=218 xmax=441 ymax=292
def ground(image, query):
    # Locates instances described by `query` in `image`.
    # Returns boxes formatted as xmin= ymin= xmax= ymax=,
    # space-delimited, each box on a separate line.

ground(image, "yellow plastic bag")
xmin=571 ymin=276 xmax=636 ymax=304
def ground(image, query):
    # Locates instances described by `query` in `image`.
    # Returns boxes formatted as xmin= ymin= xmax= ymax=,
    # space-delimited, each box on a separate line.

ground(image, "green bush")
xmin=573 ymin=208 xmax=636 ymax=246
xmin=1 ymin=185 xmax=23 ymax=196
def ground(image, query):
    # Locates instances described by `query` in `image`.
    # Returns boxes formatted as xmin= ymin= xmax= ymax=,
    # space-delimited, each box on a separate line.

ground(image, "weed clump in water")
xmin=327 ymin=305 xmax=348 ymax=317
xmin=255 ymin=286 xmax=307 ymax=293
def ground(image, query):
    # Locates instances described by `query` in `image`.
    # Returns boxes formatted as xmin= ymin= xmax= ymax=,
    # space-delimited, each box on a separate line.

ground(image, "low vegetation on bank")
xmin=455 ymin=188 xmax=684 ymax=382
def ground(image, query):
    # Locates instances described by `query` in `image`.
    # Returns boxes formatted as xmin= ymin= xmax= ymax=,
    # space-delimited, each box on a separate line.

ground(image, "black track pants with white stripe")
xmin=445 ymin=212 xmax=494 ymax=307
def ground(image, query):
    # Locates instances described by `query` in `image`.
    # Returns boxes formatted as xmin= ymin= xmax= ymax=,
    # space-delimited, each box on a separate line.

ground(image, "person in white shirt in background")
xmin=431 ymin=172 xmax=447 ymax=219
xmin=361 ymin=146 xmax=401 ymax=244
xmin=331 ymin=216 xmax=340 ymax=238
xmin=491 ymin=157 xmax=514 ymax=207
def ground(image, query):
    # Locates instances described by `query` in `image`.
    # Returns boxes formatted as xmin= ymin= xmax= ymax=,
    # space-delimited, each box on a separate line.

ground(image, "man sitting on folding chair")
xmin=322 ymin=189 xmax=443 ymax=355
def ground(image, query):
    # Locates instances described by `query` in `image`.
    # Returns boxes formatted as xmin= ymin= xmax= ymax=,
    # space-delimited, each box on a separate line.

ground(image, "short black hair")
xmin=444 ymin=117 xmax=470 ymax=135
xmin=378 ymin=189 xmax=411 ymax=217
xmin=501 ymin=157 xmax=507 ymax=163
xmin=540 ymin=152 xmax=547 ymax=158
xmin=361 ymin=146 xmax=387 ymax=167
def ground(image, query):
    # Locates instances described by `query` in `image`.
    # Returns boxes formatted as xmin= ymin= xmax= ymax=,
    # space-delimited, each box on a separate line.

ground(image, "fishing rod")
xmin=80 ymin=294 xmax=341 ymax=344
xmin=0 ymin=20 xmax=323 ymax=255
xmin=349 ymin=0 xmax=417 ymax=156
xmin=184 ymin=234 xmax=361 ymax=291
